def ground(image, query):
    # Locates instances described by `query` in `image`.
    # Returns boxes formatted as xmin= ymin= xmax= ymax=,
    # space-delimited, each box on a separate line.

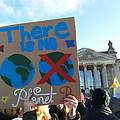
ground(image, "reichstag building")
xmin=78 ymin=41 xmax=120 ymax=93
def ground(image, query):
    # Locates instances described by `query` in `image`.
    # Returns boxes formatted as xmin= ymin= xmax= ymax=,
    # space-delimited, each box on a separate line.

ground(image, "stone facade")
xmin=77 ymin=41 xmax=120 ymax=93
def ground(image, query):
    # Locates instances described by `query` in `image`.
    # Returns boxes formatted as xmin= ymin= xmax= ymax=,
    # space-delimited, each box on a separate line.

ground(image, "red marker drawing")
xmin=0 ymin=45 xmax=4 ymax=52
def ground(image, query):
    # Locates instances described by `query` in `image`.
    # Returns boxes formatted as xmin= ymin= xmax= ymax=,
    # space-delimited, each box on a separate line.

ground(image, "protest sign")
xmin=0 ymin=17 xmax=80 ymax=108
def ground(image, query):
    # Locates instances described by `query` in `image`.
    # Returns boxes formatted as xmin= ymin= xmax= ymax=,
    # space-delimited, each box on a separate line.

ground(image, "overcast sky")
xmin=0 ymin=0 xmax=120 ymax=58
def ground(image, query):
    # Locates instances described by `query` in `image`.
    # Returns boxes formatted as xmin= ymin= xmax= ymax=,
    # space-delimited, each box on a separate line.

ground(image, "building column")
xmin=115 ymin=63 xmax=120 ymax=82
xmin=102 ymin=64 xmax=108 ymax=88
xmin=113 ymin=63 xmax=119 ymax=78
xmin=84 ymin=64 xmax=88 ymax=89
xmin=93 ymin=64 xmax=97 ymax=89
xmin=111 ymin=64 xmax=114 ymax=82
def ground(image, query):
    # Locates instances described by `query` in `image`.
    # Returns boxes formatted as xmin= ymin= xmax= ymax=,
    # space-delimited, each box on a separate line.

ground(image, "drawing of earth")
xmin=39 ymin=52 xmax=74 ymax=86
xmin=0 ymin=54 xmax=35 ymax=88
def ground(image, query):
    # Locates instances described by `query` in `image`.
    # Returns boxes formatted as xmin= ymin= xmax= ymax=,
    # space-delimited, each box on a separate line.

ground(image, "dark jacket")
xmin=23 ymin=110 xmax=37 ymax=120
xmin=86 ymin=88 xmax=120 ymax=120
xmin=109 ymin=97 xmax=120 ymax=118
xmin=77 ymin=102 xmax=86 ymax=120
xmin=86 ymin=107 xmax=120 ymax=120
xmin=49 ymin=105 xmax=80 ymax=120
xmin=49 ymin=105 xmax=66 ymax=120
xmin=0 ymin=112 xmax=16 ymax=120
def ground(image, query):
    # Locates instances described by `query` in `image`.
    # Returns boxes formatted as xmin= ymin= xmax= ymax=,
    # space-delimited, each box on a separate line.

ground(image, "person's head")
xmin=36 ymin=105 xmax=51 ymax=120
xmin=92 ymin=88 xmax=110 ymax=108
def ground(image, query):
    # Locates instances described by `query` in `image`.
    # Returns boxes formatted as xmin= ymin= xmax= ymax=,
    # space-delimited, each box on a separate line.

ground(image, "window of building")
xmin=79 ymin=70 xmax=84 ymax=89
xmin=96 ymin=70 xmax=102 ymax=88
xmin=87 ymin=70 xmax=94 ymax=89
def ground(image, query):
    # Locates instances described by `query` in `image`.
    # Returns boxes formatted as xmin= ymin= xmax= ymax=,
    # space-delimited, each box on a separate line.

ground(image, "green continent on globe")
xmin=8 ymin=54 xmax=32 ymax=83
xmin=1 ymin=75 xmax=13 ymax=87
xmin=47 ymin=52 xmax=63 ymax=63
xmin=16 ymin=67 xmax=29 ymax=83
xmin=8 ymin=54 xmax=33 ymax=70
xmin=40 ymin=52 xmax=73 ymax=82
xmin=57 ymin=61 xmax=73 ymax=81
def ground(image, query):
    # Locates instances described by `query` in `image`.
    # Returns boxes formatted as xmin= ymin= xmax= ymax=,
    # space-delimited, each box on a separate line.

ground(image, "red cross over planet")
xmin=37 ymin=53 xmax=75 ymax=84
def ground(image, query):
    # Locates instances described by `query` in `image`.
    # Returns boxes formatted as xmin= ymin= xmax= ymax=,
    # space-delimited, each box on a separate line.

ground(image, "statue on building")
xmin=108 ymin=41 xmax=115 ymax=51
xmin=108 ymin=40 xmax=117 ymax=57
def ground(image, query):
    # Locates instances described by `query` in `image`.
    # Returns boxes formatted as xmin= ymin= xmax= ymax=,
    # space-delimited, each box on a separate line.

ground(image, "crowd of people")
xmin=0 ymin=88 xmax=120 ymax=120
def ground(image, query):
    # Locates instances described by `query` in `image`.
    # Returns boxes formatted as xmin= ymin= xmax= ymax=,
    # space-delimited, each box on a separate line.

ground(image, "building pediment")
xmin=78 ymin=48 xmax=116 ymax=62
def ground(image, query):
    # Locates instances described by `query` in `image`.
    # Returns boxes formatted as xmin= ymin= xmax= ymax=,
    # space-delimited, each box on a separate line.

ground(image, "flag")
xmin=112 ymin=77 xmax=120 ymax=96
xmin=112 ymin=77 xmax=120 ymax=88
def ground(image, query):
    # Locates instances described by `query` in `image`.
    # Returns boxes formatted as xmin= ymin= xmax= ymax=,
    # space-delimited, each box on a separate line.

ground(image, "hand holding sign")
xmin=64 ymin=95 xmax=78 ymax=117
